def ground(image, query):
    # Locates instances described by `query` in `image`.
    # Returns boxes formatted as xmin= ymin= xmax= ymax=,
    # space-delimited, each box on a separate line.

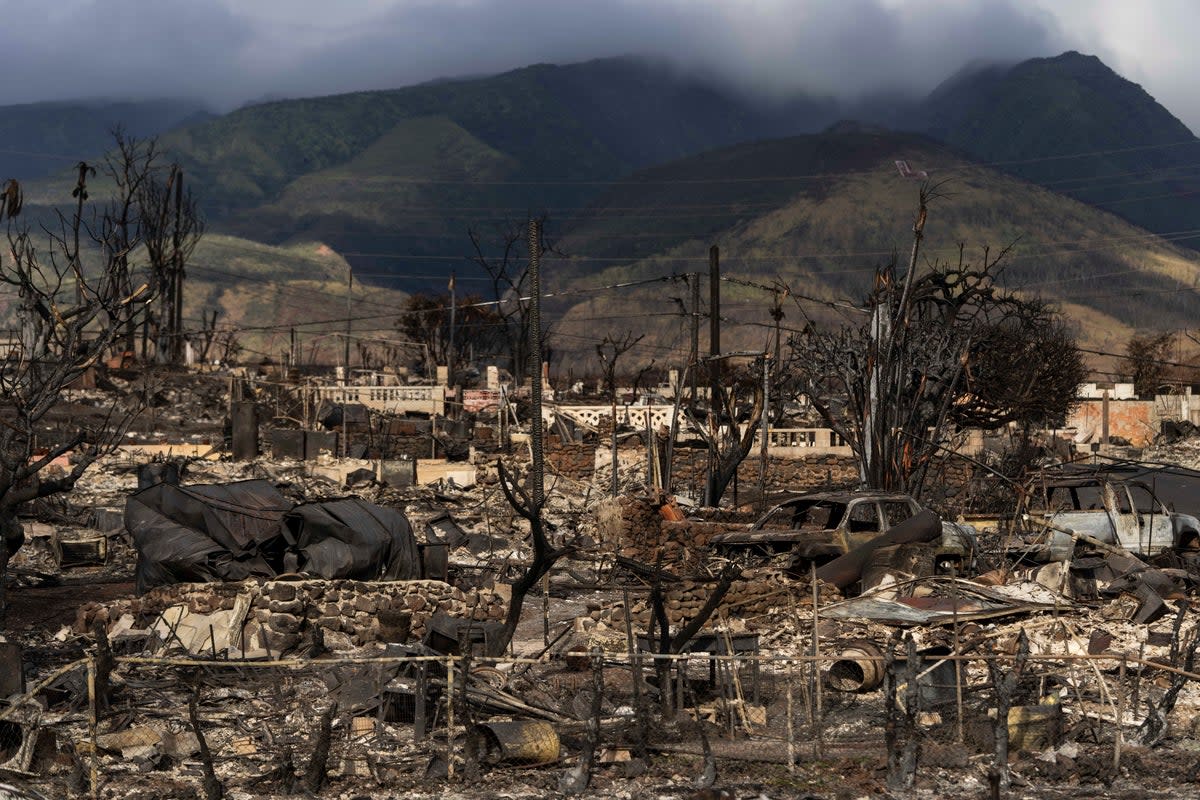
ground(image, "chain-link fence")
xmin=2 ymin=630 xmax=1192 ymax=799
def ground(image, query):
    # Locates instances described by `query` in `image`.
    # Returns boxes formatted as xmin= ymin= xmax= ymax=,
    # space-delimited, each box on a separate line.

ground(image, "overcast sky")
xmin=3 ymin=0 xmax=1199 ymax=131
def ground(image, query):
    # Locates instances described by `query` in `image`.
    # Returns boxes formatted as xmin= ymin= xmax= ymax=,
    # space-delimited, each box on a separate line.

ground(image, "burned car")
xmin=1013 ymin=476 xmax=1200 ymax=562
xmin=710 ymin=491 xmax=976 ymax=575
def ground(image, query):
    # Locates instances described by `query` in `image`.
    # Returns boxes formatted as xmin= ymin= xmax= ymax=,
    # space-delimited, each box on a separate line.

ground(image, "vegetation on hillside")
xmin=915 ymin=51 xmax=1200 ymax=238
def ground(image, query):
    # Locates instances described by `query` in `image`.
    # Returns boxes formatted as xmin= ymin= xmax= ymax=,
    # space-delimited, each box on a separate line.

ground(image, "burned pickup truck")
xmin=1010 ymin=475 xmax=1200 ymax=562
xmin=710 ymin=491 xmax=976 ymax=582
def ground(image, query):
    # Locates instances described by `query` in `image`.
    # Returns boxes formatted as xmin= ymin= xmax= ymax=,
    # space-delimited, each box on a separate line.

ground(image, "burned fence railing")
xmin=2 ymin=645 xmax=1197 ymax=797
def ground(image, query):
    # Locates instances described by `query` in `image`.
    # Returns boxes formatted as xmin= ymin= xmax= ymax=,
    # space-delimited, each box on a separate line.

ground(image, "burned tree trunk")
xmin=189 ymin=684 xmax=224 ymax=800
xmin=888 ymin=636 xmax=922 ymax=791
xmin=302 ymin=702 xmax=337 ymax=794
xmin=486 ymin=461 xmax=571 ymax=657
xmin=646 ymin=563 xmax=741 ymax=715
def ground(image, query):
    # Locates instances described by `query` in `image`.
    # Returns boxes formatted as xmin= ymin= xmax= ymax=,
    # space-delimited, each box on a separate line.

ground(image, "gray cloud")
xmin=0 ymin=0 xmax=1194 ymax=131
xmin=0 ymin=0 xmax=251 ymax=104
xmin=255 ymin=0 xmax=1063 ymax=104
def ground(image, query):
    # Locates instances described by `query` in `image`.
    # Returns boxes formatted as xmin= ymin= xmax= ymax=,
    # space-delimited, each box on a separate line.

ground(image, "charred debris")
xmin=0 ymin=359 xmax=1198 ymax=799
xmin=4 ymin=204 xmax=1200 ymax=798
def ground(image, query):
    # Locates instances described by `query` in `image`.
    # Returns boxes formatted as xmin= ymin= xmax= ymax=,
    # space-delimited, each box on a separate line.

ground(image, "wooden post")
xmin=811 ymin=562 xmax=823 ymax=758
xmin=623 ymin=586 xmax=646 ymax=756
xmin=1102 ymin=388 xmax=1110 ymax=447
xmin=87 ymin=658 xmax=98 ymax=799
xmin=344 ymin=268 xmax=353 ymax=383
xmin=786 ymin=661 xmax=796 ymax=773
xmin=172 ymin=169 xmax=185 ymax=364
xmin=414 ymin=663 xmax=428 ymax=741
xmin=610 ymin=368 xmax=619 ymax=498
xmin=709 ymin=245 xmax=720 ymax=393
xmin=448 ymin=271 xmax=456 ymax=378
xmin=953 ymin=572 xmax=964 ymax=743
xmin=542 ymin=573 xmax=550 ymax=647
xmin=446 ymin=657 xmax=455 ymax=780
xmin=758 ymin=353 xmax=770 ymax=512
xmin=1115 ymin=656 xmax=1126 ymax=770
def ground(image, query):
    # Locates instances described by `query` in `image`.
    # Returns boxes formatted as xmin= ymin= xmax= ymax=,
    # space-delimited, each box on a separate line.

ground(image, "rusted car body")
xmin=710 ymin=491 xmax=976 ymax=570
xmin=1019 ymin=477 xmax=1200 ymax=562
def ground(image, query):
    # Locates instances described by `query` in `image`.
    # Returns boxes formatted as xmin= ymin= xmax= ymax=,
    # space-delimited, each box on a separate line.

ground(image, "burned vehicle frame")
xmin=710 ymin=491 xmax=977 ymax=580
xmin=1010 ymin=475 xmax=1200 ymax=563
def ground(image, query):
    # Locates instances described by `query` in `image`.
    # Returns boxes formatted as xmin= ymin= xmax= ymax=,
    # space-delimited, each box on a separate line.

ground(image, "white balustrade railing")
xmin=311 ymin=384 xmax=445 ymax=416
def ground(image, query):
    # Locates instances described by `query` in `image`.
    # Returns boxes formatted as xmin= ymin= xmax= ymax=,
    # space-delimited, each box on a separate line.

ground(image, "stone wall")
xmin=612 ymin=494 xmax=748 ymax=571
xmin=657 ymin=449 xmax=860 ymax=498
xmin=75 ymin=578 xmax=507 ymax=655
xmin=546 ymin=440 xmax=595 ymax=481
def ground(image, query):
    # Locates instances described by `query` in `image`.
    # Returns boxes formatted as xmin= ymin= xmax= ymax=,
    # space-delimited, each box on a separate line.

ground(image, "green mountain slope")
xmin=911 ymin=51 xmax=1200 ymax=239
xmin=147 ymin=57 xmax=837 ymax=286
xmin=182 ymin=234 xmax=407 ymax=364
xmin=547 ymin=128 xmax=1200 ymax=366
xmin=0 ymin=98 xmax=211 ymax=181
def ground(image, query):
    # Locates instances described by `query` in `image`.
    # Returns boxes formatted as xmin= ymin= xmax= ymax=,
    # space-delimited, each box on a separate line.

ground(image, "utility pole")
xmin=709 ymin=246 xmax=720 ymax=400
xmin=690 ymin=273 xmax=700 ymax=405
xmin=772 ymin=290 xmax=784 ymax=422
xmin=706 ymin=245 xmax=720 ymax=507
xmin=343 ymin=267 xmax=353 ymax=384
xmin=759 ymin=353 xmax=770 ymax=512
xmin=528 ymin=219 xmax=545 ymax=507
xmin=448 ymin=271 xmax=457 ymax=379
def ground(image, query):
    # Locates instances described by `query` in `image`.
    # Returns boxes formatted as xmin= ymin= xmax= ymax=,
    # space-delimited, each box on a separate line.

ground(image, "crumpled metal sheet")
xmin=128 ymin=479 xmax=420 ymax=592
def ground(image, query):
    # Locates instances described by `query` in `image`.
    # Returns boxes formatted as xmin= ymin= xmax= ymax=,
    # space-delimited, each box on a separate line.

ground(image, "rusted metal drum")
xmin=467 ymin=720 xmax=561 ymax=766
xmin=826 ymin=640 xmax=886 ymax=692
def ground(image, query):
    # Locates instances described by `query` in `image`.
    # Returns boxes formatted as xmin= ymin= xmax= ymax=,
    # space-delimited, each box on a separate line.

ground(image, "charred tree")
xmin=488 ymin=461 xmax=571 ymax=657
xmin=686 ymin=361 xmax=764 ymax=506
xmin=467 ymin=217 xmax=556 ymax=385
xmin=397 ymin=292 xmax=505 ymax=377
xmin=646 ymin=562 xmax=741 ymax=714
xmin=785 ymin=187 xmax=1084 ymax=494
xmin=302 ymin=702 xmax=337 ymax=794
xmin=189 ymin=683 xmax=225 ymax=800
xmin=1123 ymin=331 xmax=1177 ymax=397
xmin=0 ymin=134 xmax=198 ymax=616
xmin=595 ymin=331 xmax=646 ymax=498
xmin=139 ymin=159 xmax=202 ymax=365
